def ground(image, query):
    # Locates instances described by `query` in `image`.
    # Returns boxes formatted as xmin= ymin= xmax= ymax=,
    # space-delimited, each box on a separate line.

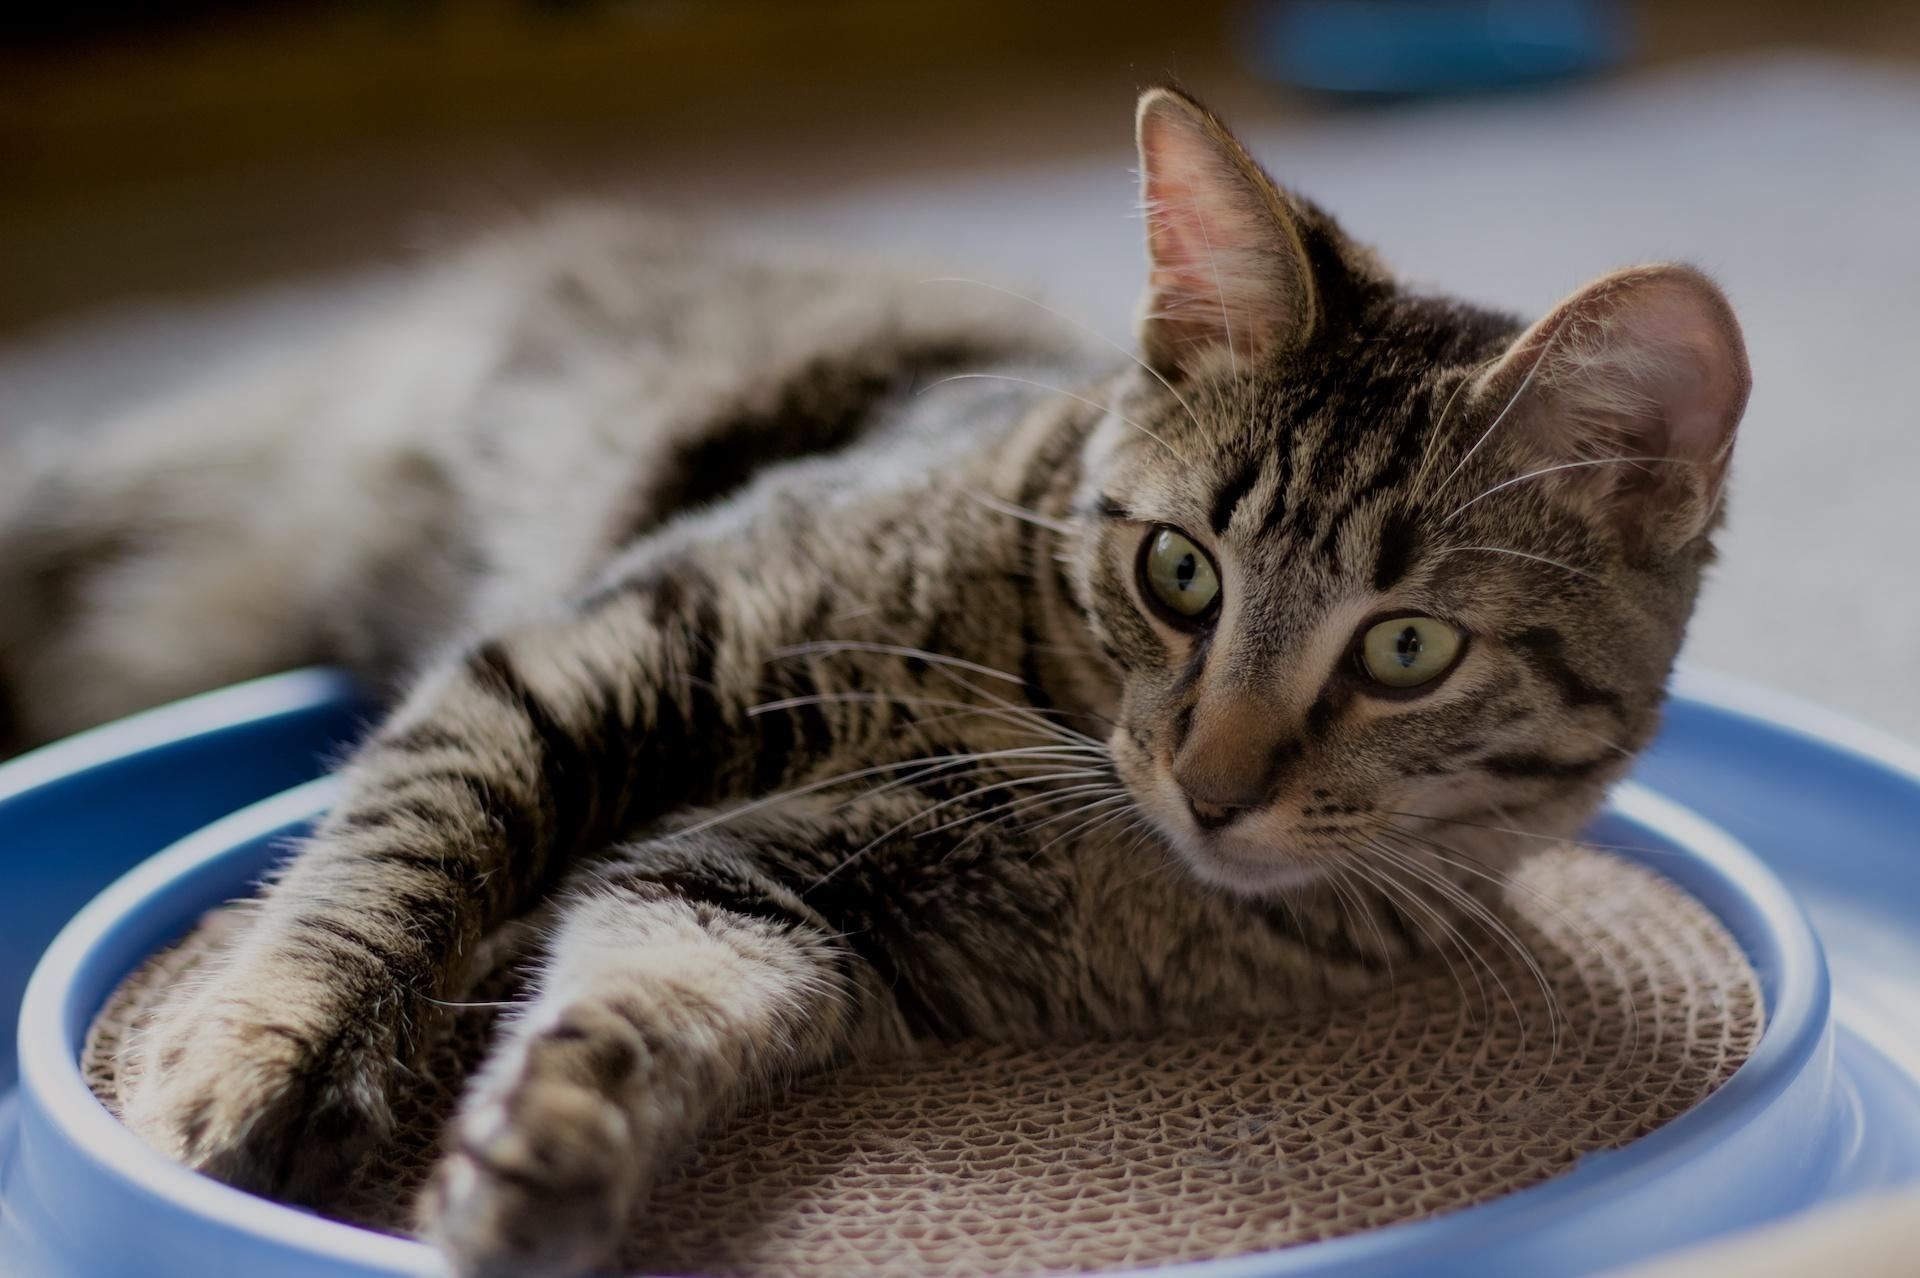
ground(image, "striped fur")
xmin=4 ymin=89 xmax=1747 ymax=1277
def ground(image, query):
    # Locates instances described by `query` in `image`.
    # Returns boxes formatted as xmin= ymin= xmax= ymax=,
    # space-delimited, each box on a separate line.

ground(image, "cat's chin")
xmin=1166 ymin=835 xmax=1326 ymax=899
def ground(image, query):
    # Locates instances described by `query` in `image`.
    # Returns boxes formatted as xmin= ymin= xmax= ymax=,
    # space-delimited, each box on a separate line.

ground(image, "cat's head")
xmin=1073 ymin=87 xmax=1749 ymax=897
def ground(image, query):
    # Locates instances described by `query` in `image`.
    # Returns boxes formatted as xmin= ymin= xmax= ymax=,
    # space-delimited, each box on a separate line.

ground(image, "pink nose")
xmin=1172 ymin=733 xmax=1302 ymax=832
xmin=1183 ymin=792 xmax=1245 ymax=830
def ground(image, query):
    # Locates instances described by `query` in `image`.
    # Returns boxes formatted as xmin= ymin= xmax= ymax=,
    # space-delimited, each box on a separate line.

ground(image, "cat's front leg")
xmin=123 ymin=578 xmax=754 ymax=1199
xmin=421 ymin=818 xmax=884 ymax=1278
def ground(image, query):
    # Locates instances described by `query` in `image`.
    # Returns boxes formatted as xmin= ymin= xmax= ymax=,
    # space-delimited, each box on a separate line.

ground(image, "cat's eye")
xmin=1139 ymin=526 xmax=1221 ymax=625
xmin=1357 ymin=616 xmax=1464 ymax=690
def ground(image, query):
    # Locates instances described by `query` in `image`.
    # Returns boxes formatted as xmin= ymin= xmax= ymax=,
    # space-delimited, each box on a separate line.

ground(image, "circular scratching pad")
xmin=88 ymin=847 xmax=1760 ymax=1276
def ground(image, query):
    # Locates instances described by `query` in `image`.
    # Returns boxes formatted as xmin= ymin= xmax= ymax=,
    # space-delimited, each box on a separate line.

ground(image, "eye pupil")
xmin=1140 ymin=527 xmax=1221 ymax=624
xmin=1395 ymin=626 xmax=1421 ymax=667
xmin=1359 ymin=616 xmax=1463 ymax=690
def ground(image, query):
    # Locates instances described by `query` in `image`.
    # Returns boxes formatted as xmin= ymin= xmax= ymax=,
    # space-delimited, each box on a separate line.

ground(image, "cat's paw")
xmin=423 ymin=1082 xmax=640 ymax=1278
xmin=121 ymin=983 xmax=396 ymax=1203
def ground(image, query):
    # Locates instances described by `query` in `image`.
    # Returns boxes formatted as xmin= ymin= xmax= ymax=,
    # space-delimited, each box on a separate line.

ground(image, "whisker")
xmin=1431 ymin=545 xmax=1598 ymax=581
xmin=1379 ymin=809 xmax=1673 ymax=857
xmin=746 ymin=690 xmax=1106 ymax=752
xmin=922 ymin=372 xmax=1192 ymax=465
xmin=767 ymin=640 xmax=1113 ymax=744
xmin=672 ymin=745 xmax=1107 ymax=839
xmin=916 ymin=781 xmax=1119 ymax=842
xmin=1189 ymin=201 xmax=1239 ymax=379
xmin=1324 ymin=865 xmax=1397 ymax=992
xmin=1377 ymin=820 xmax=1641 ymax=1074
xmin=1023 ymin=793 xmax=1139 ymax=859
xmin=915 ymin=275 xmax=1205 ymax=434
xmin=1366 ymin=835 xmax=1563 ymax=1068
xmin=1443 ymin=455 xmax=1695 ymax=523
xmin=811 ymin=769 xmax=1120 ymax=889
xmin=1564 ymin=724 xmax=1638 ymax=761
xmin=1430 ymin=318 xmax=1569 ymax=500
xmin=968 ymin=491 xmax=1077 ymax=536
xmin=1340 ymin=850 xmax=1492 ymax=1032
xmin=770 ymin=640 xmax=1025 ymax=686
xmin=1367 ymin=843 xmax=1545 ymax=1070
xmin=1409 ymin=360 xmax=1494 ymax=502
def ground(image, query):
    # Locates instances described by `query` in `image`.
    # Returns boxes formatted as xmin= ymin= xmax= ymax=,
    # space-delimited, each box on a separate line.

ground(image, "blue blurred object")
xmin=0 ymin=670 xmax=374 ymax=1096
xmin=4 ymin=665 xmax=1920 ymax=1276
xmin=1242 ymin=0 xmax=1630 ymax=98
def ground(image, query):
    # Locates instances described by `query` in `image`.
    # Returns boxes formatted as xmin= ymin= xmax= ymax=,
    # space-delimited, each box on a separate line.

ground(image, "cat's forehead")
xmin=1122 ymin=352 xmax=1436 ymax=526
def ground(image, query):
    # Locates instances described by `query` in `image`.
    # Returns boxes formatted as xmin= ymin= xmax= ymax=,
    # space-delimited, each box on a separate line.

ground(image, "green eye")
xmin=1140 ymin=527 xmax=1221 ymax=623
xmin=1359 ymin=616 xmax=1464 ymax=690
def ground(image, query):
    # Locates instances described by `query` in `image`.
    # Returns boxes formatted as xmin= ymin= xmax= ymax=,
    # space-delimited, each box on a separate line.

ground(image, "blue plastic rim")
xmin=4 ymin=667 xmax=1920 ymax=1276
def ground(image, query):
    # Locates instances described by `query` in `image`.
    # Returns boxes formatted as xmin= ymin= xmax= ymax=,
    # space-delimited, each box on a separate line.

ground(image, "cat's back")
xmin=422 ymin=206 xmax=1087 ymax=621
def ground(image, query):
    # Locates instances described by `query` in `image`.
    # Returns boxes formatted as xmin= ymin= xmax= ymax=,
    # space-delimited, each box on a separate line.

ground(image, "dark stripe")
xmin=798 ymin=865 xmax=963 ymax=1042
xmin=1167 ymin=629 xmax=1214 ymax=703
xmin=1304 ymin=690 xmax=1344 ymax=741
xmin=1014 ymin=424 xmax=1085 ymax=713
xmin=615 ymin=865 xmax=823 ymax=939
xmin=378 ymin=723 xmax=466 ymax=755
xmin=466 ymin=639 xmax=598 ymax=861
xmin=1209 ymin=456 xmax=1261 ymax=534
xmin=1263 ymin=737 xmax=1304 ymax=791
xmin=1252 ymin=901 xmax=1396 ymax=972
xmin=293 ymin=914 xmax=416 ymax=988
xmin=377 ymin=767 xmax=541 ymax=882
xmin=1375 ymin=895 xmax=1424 ymax=957
xmin=613 ymin=340 xmax=992 ymax=543
xmin=1258 ymin=437 xmax=1296 ymax=539
xmin=1314 ymin=392 xmax=1430 ymax=571
xmin=1477 ymin=750 xmax=1615 ymax=782
xmin=1507 ymin=627 xmax=1625 ymax=712
xmin=1371 ymin=511 xmax=1422 ymax=592
xmin=1258 ymin=379 xmax=1338 ymax=540
xmin=1049 ymin=549 xmax=1093 ymax=628
xmin=1170 ymin=703 xmax=1196 ymax=754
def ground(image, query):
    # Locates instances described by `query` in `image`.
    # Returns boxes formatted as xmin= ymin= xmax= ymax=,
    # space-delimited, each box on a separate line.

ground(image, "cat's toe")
xmin=424 ymin=1087 xmax=638 ymax=1278
xmin=121 ymin=990 xmax=395 ymax=1203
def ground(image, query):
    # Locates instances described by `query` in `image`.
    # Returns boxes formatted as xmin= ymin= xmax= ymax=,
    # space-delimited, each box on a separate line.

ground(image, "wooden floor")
xmin=4 ymin=0 xmax=1919 ymax=333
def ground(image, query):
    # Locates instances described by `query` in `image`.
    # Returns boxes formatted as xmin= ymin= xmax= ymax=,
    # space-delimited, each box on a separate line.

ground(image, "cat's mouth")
xmin=1171 ymin=833 xmax=1327 ymax=896
xmin=1109 ymin=727 xmax=1328 ymax=897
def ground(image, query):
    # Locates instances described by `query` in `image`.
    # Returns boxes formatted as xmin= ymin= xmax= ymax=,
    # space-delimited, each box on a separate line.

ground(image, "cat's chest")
xmin=1061 ymin=840 xmax=1388 ymax=1026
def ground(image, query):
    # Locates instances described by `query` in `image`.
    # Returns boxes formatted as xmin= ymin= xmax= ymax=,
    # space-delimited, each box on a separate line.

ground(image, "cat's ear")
xmin=1474 ymin=265 xmax=1750 ymax=551
xmin=1134 ymin=86 xmax=1319 ymax=377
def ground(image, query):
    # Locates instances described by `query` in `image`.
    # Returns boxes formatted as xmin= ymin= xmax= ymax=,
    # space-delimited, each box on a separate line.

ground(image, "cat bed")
xmin=87 ymin=844 xmax=1760 ymax=1277
xmin=12 ymin=668 xmax=1920 ymax=1278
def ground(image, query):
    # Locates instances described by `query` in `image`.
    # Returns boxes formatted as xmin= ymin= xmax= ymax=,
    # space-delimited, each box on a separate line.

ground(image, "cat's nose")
xmin=1175 ymin=771 xmax=1269 ymax=830
xmin=1183 ymin=792 xmax=1246 ymax=830
xmin=1172 ymin=731 xmax=1301 ymax=831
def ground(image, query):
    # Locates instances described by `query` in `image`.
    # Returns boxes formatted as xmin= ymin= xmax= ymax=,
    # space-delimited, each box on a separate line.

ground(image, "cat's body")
xmin=0 ymin=213 xmax=1080 ymax=741
xmin=0 ymin=90 xmax=1747 ymax=1278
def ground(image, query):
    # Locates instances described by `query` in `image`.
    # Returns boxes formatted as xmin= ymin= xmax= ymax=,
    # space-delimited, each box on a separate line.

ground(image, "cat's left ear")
xmin=1134 ymin=87 xmax=1322 ymax=377
xmin=1474 ymin=265 xmax=1750 ymax=551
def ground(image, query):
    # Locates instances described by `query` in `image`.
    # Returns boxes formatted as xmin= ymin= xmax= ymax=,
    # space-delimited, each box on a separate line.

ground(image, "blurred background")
xmin=3 ymin=1 xmax=1918 ymax=734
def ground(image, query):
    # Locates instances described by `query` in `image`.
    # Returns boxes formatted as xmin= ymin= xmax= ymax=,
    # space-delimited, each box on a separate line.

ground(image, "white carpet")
xmin=4 ymin=55 xmax=1917 ymax=736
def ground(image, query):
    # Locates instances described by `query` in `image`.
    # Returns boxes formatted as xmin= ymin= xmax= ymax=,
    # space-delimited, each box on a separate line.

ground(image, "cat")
xmin=0 ymin=87 xmax=1747 ymax=1278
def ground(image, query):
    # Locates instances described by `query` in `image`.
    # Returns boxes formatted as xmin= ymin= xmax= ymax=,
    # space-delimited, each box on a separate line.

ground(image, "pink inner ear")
xmin=1629 ymin=291 xmax=1746 ymax=471
xmin=1494 ymin=267 xmax=1750 ymax=545
xmin=1137 ymin=103 xmax=1307 ymax=364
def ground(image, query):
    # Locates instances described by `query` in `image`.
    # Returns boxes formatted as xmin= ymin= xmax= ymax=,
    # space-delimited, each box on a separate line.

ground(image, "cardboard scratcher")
xmin=85 ymin=846 xmax=1760 ymax=1277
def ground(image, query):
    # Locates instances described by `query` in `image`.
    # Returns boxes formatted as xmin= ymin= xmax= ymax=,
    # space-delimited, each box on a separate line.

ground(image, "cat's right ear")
xmin=1472 ymin=264 xmax=1751 ymax=552
xmin=1134 ymin=87 xmax=1319 ymax=378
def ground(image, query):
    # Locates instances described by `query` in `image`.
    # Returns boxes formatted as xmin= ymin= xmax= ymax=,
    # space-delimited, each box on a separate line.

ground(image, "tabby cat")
xmin=0 ymin=88 xmax=1748 ymax=1277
